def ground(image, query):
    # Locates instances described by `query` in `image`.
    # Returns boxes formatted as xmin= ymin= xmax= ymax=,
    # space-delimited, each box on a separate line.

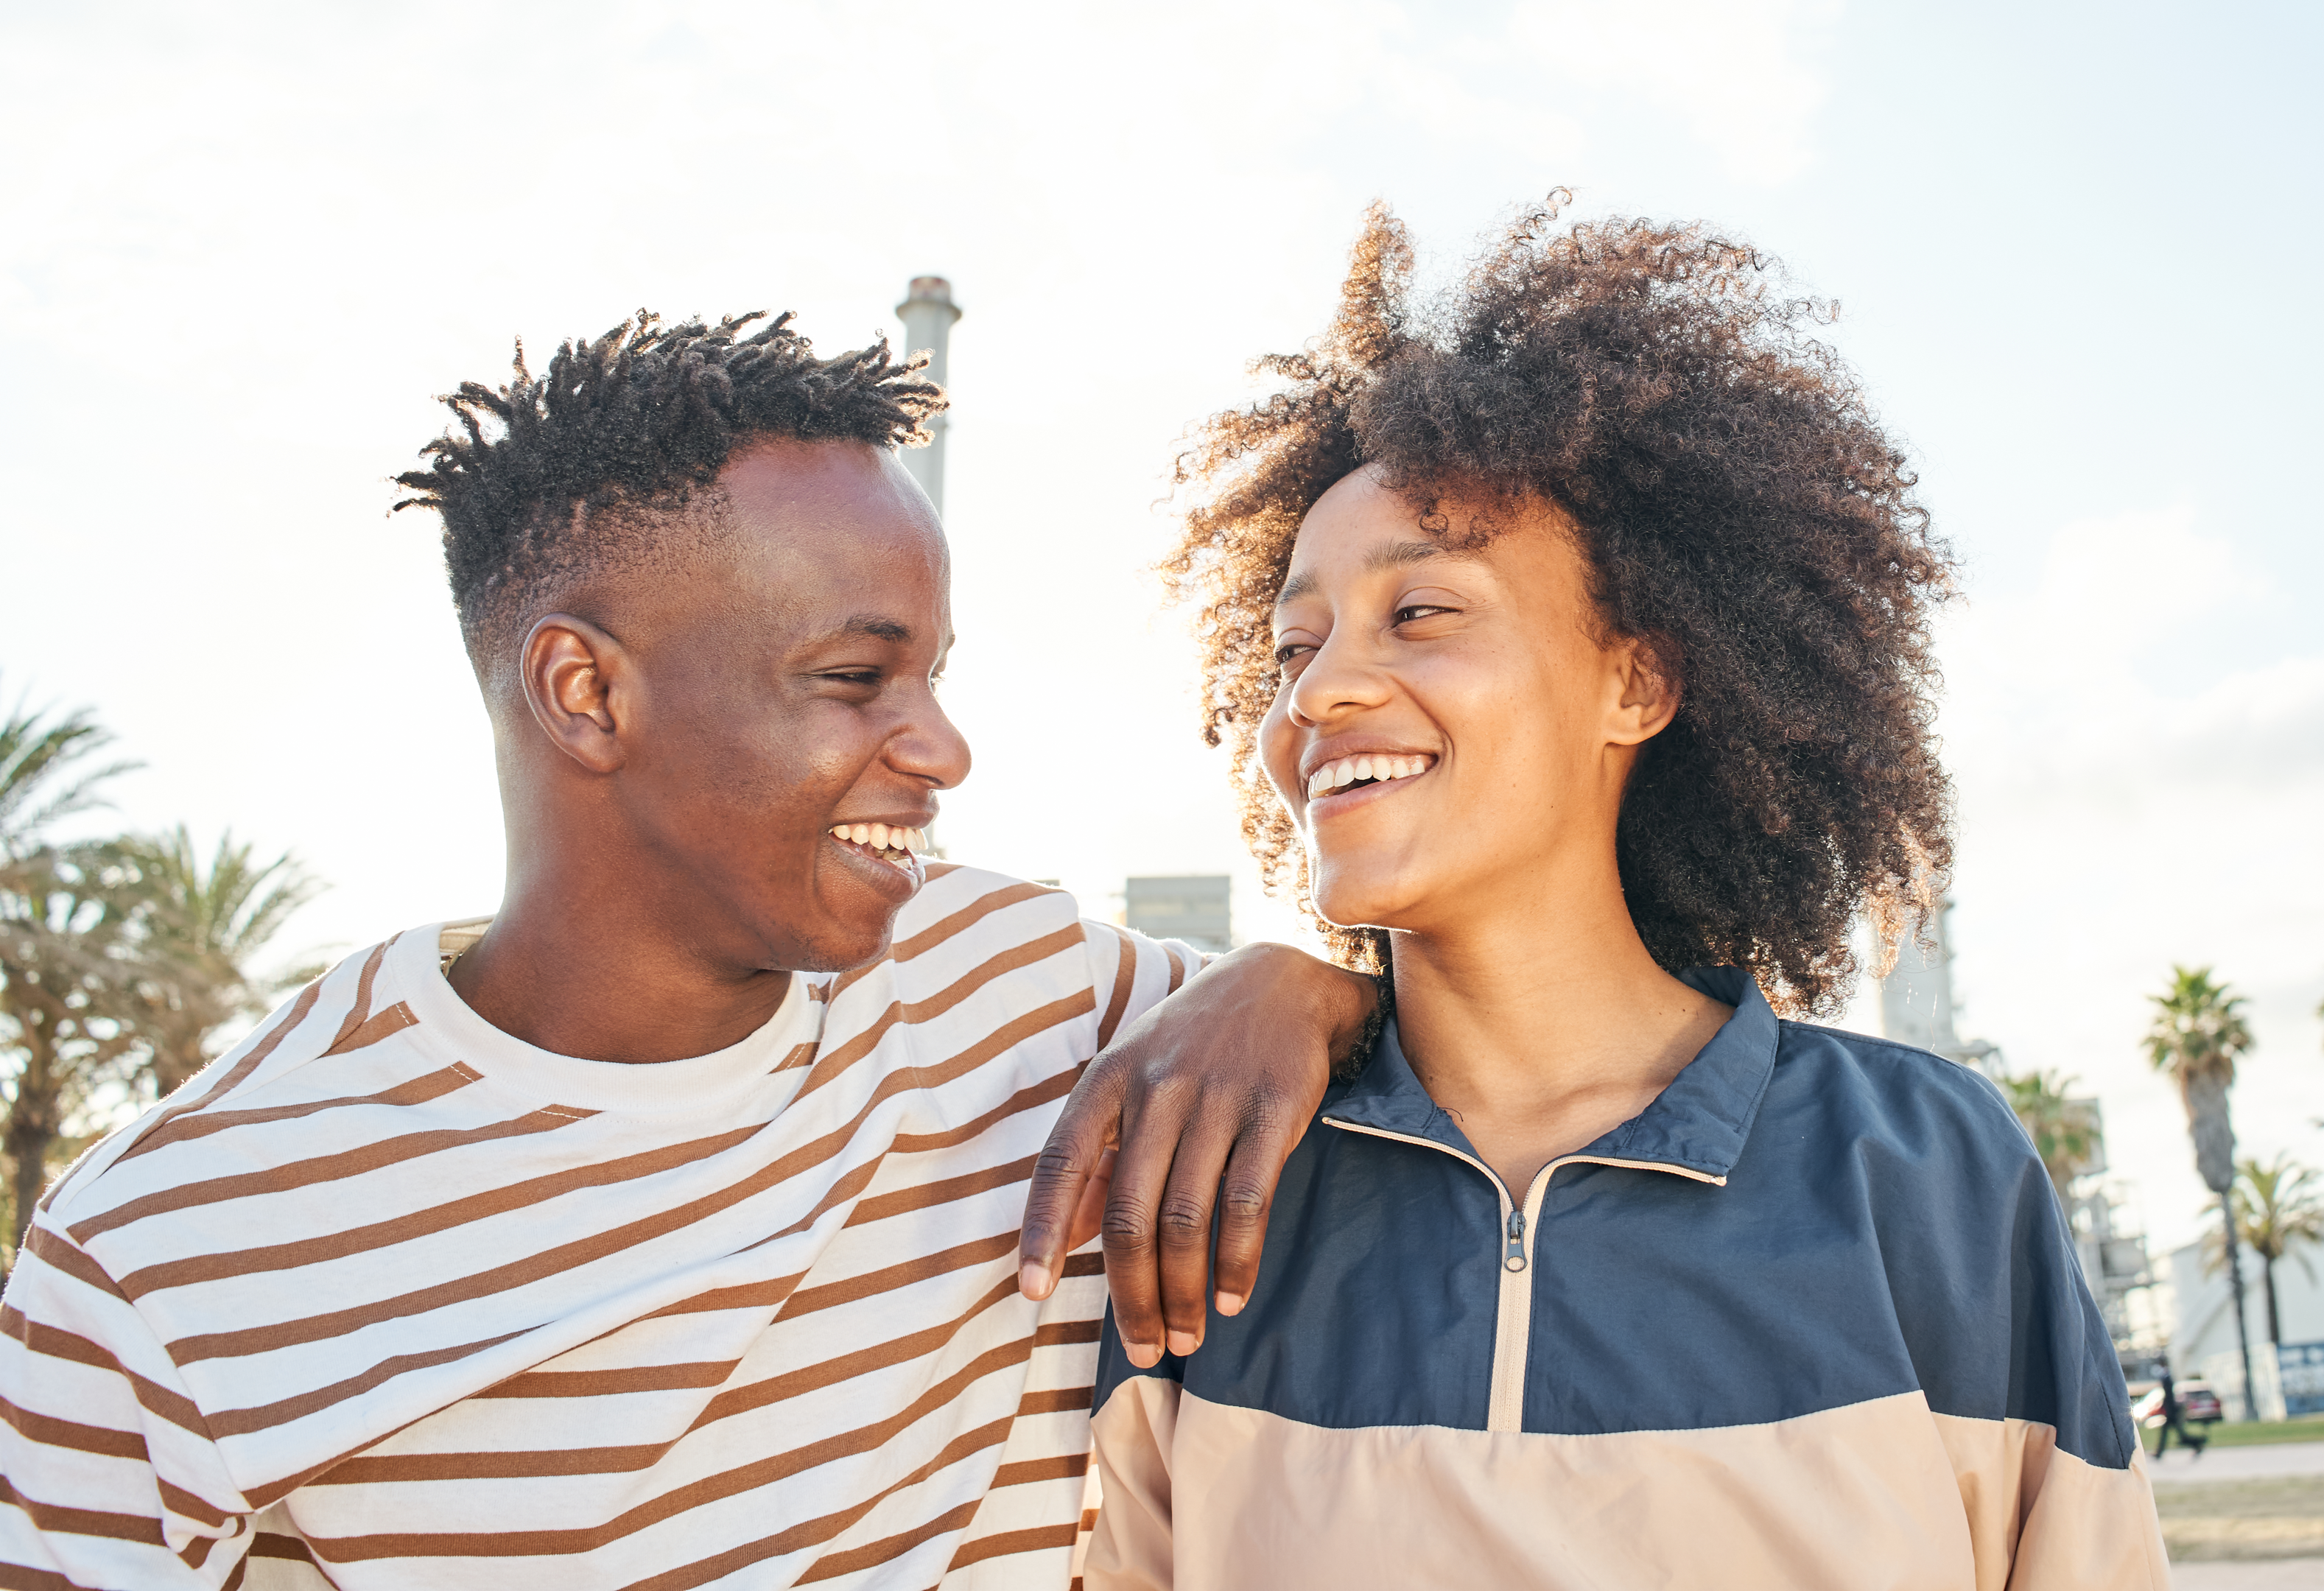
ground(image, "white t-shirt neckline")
xmin=390 ymin=921 xmax=824 ymax=1116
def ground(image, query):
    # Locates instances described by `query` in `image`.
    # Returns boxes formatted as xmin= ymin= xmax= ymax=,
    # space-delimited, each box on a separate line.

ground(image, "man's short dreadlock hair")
xmin=394 ymin=309 xmax=943 ymax=670
xmin=1168 ymin=197 xmax=1956 ymax=1014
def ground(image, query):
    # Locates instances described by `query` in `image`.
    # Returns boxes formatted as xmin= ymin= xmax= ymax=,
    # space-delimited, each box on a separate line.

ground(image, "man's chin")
xmin=773 ymin=896 xmax=912 ymax=975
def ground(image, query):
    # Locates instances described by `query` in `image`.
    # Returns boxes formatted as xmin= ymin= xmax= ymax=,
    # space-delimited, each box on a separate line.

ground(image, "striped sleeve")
xmin=1079 ymin=924 xmax=1207 ymax=1053
xmin=0 ymin=1221 xmax=253 ymax=1589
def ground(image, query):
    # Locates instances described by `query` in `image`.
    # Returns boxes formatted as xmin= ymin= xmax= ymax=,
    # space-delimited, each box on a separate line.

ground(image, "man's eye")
xmin=1394 ymin=605 xmax=1453 ymax=625
xmin=824 ymin=670 xmax=881 ymax=686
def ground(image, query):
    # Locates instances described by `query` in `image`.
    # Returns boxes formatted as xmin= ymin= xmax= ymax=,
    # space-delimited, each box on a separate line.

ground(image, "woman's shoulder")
xmin=1766 ymin=1018 xmax=2040 ymax=1173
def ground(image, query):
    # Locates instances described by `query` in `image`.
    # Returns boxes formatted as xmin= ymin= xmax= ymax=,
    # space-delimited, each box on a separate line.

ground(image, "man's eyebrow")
xmin=835 ymin=614 xmax=912 ymax=643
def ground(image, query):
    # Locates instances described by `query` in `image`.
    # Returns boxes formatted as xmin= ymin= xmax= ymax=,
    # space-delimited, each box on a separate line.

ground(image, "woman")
xmin=1084 ymin=200 xmax=2167 ymax=1590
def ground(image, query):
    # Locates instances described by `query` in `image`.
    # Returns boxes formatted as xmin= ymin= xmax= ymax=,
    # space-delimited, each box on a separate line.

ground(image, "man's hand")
xmin=1017 ymin=942 xmax=1377 ymax=1368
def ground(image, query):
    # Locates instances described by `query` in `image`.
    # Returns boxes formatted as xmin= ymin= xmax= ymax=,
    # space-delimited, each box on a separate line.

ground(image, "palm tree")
xmin=0 ymin=684 xmax=144 ymax=1262
xmin=2222 ymin=1154 xmax=2324 ymax=1347
xmin=0 ymin=684 xmax=134 ymax=868
xmin=124 ymin=826 xmax=323 ymax=1097
xmin=1 ymin=843 xmax=153 ymax=1257
xmin=2147 ymin=965 xmax=2258 ymax=1416
xmin=2002 ymin=1070 xmax=2102 ymax=1201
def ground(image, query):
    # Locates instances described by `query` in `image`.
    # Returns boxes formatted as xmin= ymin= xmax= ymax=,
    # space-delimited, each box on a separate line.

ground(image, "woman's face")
xmin=1261 ymin=469 xmax=1674 ymax=938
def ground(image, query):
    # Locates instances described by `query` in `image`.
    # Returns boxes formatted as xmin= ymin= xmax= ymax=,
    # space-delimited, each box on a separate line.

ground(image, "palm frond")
xmin=0 ymin=684 xmax=138 ymax=856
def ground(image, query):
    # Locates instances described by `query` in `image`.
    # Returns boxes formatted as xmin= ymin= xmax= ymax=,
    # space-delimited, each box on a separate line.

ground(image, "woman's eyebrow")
xmin=1277 ymin=539 xmax=1465 ymax=608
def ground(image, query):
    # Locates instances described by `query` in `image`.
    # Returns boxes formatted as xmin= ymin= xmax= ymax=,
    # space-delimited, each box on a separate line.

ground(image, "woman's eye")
xmin=1394 ymin=604 xmax=1453 ymax=625
xmin=1273 ymin=641 xmax=1314 ymax=666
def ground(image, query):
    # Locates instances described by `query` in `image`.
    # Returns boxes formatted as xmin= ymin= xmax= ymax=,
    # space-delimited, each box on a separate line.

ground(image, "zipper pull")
xmin=1503 ymin=1208 xmax=1528 ymax=1273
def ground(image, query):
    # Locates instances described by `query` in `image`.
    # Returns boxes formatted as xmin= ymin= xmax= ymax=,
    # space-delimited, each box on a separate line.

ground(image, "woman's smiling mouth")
xmin=1304 ymin=753 xmax=1436 ymax=814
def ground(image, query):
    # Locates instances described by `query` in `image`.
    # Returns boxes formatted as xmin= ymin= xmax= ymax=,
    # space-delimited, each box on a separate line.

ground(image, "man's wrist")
xmin=1226 ymin=942 xmax=1378 ymax=1054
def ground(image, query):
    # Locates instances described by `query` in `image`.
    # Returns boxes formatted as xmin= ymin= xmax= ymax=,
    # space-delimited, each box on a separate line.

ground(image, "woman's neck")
xmin=1387 ymin=860 xmax=1733 ymax=1197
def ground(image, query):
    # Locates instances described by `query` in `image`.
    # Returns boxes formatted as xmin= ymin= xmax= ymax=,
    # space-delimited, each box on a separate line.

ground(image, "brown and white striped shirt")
xmin=0 ymin=863 xmax=1201 ymax=1590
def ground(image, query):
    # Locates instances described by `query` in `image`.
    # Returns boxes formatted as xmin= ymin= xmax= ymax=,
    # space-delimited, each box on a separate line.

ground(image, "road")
xmin=2149 ymin=1440 xmax=2324 ymax=1481
xmin=2155 ymin=1440 xmax=2324 ymax=1587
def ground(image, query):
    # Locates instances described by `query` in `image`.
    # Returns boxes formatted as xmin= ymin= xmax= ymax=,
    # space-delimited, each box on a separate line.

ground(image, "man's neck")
xmin=1387 ymin=855 xmax=1732 ymax=1192
xmin=446 ymin=865 xmax=794 ymax=1066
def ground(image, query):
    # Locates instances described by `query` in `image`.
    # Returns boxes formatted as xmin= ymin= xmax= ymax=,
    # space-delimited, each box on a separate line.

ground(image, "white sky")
xmin=3 ymin=0 xmax=2319 ymax=1257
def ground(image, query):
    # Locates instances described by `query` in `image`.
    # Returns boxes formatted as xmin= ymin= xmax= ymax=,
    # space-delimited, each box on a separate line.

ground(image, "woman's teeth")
xmin=1308 ymin=754 xmax=1432 ymax=799
xmin=829 ymin=823 xmax=927 ymax=862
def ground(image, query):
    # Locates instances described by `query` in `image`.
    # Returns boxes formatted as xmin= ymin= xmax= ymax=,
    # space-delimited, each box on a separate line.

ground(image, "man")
xmin=0 ymin=312 xmax=1359 ymax=1587
xmin=2151 ymin=1362 xmax=2208 ymax=1460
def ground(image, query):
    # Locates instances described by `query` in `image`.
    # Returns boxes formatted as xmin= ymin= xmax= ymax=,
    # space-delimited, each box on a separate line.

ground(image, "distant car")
xmin=2134 ymin=1380 xmax=2224 ymax=1428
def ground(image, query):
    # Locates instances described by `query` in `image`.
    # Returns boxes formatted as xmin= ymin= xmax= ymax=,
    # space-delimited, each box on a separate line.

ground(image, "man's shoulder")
xmin=42 ymin=927 xmax=454 ymax=1230
xmin=887 ymin=863 xmax=1084 ymax=957
xmin=857 ymin=863 xmax=1198 ymax=1045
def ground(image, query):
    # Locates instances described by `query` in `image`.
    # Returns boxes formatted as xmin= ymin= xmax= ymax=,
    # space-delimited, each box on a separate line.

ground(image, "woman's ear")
xmin=1607 ymin=634 xmax=1682 ymax=746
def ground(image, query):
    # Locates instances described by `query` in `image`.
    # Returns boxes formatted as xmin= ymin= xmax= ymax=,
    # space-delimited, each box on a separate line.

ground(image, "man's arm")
xmin=1017 ymin=941 xmax=1375 ymax=1369
xmin=1 ymin=1224 xmax=249 ymax=1588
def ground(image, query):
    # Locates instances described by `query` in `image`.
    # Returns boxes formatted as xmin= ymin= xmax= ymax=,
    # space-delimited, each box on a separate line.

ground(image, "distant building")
xmin=2169 ymin=1234 xmax=2324 ymax=1419
xmin=1125 ymin=876 xmax=1232 ymax=955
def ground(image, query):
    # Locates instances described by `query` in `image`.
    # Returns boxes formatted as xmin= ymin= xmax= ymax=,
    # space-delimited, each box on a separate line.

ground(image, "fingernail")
xmin=1128 ymin=1342 xmax=1162 ymax=1369
xmin=1166 ymin=1330 xmax=1199 ymax=1358
xmin=1215 ymin=1292 xmax=1246 ymax=1316
xmin=1018 ymin=1261 xmax=1052 ymax=1299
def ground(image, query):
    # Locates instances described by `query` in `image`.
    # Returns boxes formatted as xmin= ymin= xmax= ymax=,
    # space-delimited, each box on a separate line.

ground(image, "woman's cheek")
xmin=1257 ymin=692 xmax=1302 ymax=810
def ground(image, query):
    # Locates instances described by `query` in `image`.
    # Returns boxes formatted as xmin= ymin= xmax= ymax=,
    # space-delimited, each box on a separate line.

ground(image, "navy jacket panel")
xmin=1093 ymin=966 xmax=2137 ymax=1472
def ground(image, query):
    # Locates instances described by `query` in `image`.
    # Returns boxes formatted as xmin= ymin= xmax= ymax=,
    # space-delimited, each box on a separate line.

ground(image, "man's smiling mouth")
xmin=828 ymin=823 xmax=927 ymax=874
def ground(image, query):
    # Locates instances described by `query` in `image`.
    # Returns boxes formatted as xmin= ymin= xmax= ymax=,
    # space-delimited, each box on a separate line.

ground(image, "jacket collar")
xmin=1321 ymin=965 xmax=1780 ymax=1184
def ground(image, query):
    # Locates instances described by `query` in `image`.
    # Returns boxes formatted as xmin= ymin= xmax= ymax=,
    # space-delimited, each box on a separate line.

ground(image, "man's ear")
xmin=1607 ymin=634 xmax=1682 ymax=747
xmin=521 ymin=613 xmax=632 ymax=774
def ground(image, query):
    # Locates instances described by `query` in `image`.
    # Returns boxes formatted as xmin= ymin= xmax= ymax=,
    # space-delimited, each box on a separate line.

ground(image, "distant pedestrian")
xmin=2154 ymin=1363 xmax=2209 ymax=1458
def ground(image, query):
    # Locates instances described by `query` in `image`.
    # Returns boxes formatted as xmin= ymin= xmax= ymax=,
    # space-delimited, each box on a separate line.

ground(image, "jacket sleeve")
xmin=2005 ymin=1439 xmax=2169 ymax=1590
xmin=1921 ymin=1097 xmax=2172 ymax=1591
xmin=1 ymin=1221 xmax=253 ymax=1588
xmin=1084 ymin=1370 xmax=1182 ymax=1591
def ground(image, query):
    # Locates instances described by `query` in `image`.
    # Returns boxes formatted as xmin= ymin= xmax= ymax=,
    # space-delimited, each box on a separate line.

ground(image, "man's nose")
xmin=894 ymin=690 xmax=972 ymax=790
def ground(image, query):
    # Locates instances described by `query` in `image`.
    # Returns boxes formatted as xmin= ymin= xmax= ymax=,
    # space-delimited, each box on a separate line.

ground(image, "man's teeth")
xmin=1307 ymin=754 xmax=1432 ymax=799
xmin=829 ymin=823 xmax=927 ymax=852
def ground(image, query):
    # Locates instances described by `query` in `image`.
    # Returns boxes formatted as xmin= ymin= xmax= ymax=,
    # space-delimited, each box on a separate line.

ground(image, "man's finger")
xmin=1099 ymin=1087 xmax=1184 ymax=1368
xmin=1152 ymin=1117 xmax=1238 ymax=1358
xmin=1210 ymin=1103 xmax=1303 ymax=1316
xmin=1065 ymin=1148 xmax=1115 ymax=1253
xmin=1019 ymin=1067 xmax=1123 ymax=1301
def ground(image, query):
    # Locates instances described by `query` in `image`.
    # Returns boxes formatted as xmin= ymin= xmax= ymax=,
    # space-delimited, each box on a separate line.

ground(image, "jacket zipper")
xmin=1321 ymin=1117 xmax=1726 ymax=1434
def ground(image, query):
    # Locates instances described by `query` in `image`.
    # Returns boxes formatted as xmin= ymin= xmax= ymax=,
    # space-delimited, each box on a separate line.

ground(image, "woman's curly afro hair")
xmin=1166 ymin=196 xmax=1955 ymax=1014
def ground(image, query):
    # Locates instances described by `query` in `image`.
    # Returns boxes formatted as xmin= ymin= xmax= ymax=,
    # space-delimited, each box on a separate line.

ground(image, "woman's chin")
xmin=1310 ymin=875 xmax=1426 ymax=938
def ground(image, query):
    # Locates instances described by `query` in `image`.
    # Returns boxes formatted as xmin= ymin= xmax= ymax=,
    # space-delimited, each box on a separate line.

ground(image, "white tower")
xmin=1881 ymin=899 xmax=1959 ymax=1054
xmin=1881 ymin=898 xmax=1997 ymax=1072
xmin=895 ymin=276 xmax=962 ymax=515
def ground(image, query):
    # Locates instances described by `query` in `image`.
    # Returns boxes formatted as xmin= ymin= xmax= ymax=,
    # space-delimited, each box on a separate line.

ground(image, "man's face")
xmin=608 ymin=438 xmax=969 ymax=973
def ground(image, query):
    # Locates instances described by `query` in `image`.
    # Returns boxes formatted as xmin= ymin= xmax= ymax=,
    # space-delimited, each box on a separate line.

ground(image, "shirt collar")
xmin=1321 ymin=965 xmax=1780 ymax=1184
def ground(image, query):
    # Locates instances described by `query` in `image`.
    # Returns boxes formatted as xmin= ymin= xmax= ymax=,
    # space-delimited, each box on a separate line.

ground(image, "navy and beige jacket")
xmin=1087 ymin=967 xmax=2169 ymax=1590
